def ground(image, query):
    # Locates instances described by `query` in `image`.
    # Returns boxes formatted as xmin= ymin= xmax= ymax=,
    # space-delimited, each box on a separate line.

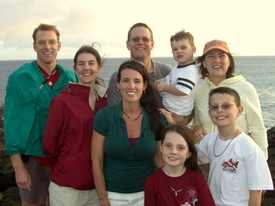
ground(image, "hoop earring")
xmin=118 ymin=88 xmax=120 ymax=91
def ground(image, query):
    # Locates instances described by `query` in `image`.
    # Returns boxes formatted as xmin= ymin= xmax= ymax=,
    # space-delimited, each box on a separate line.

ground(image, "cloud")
xmin=0 ymin=0 xmax=275 ymax=60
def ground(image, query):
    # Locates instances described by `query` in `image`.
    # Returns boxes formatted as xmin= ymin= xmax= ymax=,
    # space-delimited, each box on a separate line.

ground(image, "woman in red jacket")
xmin=43 ymin=44 xmax=107 ymax=206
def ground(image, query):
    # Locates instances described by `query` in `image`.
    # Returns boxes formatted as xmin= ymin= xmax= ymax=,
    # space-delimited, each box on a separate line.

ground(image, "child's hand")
xmin=193 ymin=125 xmax=207 ymax=143
xmin=155 ymin=83 xmax=165 ymax=92
xmin=154 ymin=79 xmax=164 ymax=92
xmin=158 ymin=108 xmax=174 ymax=124
xmin=154 ymin=78 xmax=164 ymax=85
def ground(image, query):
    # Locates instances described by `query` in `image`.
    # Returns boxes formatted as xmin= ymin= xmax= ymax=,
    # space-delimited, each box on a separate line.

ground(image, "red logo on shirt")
xmin=222 ymin=158 xmax=239 ymax=173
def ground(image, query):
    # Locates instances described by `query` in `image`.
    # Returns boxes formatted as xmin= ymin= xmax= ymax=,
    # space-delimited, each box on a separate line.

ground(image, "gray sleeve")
xmin=151 ymin=61 xmax=173 ymax=107
xmin=107 ymin=70 xmax=121 ymax=106
xmin=153 ymin=61 xmax=172 ymax=80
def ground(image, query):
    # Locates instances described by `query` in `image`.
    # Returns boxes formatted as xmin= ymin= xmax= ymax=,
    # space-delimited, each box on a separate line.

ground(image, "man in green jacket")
xmin=4 ymin=23 xmax=78 ymax=206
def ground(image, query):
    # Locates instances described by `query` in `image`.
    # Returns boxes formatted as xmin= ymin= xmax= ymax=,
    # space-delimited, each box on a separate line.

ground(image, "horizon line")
xmin=1 ymin=55 xmax=275 ymax=61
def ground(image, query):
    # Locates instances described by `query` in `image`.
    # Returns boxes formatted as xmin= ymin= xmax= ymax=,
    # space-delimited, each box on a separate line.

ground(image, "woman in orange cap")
xmin=192 ymin=40 xmax=267 ymax=158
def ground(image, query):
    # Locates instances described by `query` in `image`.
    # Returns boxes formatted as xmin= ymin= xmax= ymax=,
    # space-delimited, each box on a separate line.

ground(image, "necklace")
xmin=122 ymin=110 xmax=143 ymax=121
xmin=170 ymin=187 xmax=182 ymax=196
xmin=213 ymin=129 xmax=239 ymax=157
xmin=163 ymin=167 xmax=185 ymax=196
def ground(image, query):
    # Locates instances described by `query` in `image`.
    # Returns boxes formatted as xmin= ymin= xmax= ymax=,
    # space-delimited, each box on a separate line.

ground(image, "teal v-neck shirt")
xmin=93 ymin=101 xmax=167 ymax=193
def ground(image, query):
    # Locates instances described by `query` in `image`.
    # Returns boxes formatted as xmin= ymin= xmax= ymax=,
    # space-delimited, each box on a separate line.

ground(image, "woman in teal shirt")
xmin=92 ymin=60 xmax=171 ymax=206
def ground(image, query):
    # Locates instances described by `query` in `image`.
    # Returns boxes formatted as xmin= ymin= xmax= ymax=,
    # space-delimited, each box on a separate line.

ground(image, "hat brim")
xmin=203 ymin=46 xmax=229 ymax=55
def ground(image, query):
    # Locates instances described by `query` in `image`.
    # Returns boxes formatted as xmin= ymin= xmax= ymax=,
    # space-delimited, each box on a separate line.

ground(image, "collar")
xmin=176 ymin=61 xmax=196 ymax=69
xmin=65 ymin=83 xmax=107 ymax=98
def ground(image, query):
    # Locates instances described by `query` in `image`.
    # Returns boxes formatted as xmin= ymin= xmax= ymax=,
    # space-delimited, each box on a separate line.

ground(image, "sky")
xmin=0 ymin=0 xmax=274 ymax=60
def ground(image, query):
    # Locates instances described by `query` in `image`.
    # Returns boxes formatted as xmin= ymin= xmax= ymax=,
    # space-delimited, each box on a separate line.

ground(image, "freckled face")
xmin=160 ymin=131 xmax=191 ymax=168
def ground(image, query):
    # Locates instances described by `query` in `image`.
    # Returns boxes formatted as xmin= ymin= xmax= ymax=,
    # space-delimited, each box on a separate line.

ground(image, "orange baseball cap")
xmin=203 ymin=40 xmax=230 ymax=55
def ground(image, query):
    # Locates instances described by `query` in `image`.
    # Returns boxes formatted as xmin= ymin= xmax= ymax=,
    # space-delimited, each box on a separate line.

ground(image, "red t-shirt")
xmin=144 ymin=167 xmax=215 ymax=206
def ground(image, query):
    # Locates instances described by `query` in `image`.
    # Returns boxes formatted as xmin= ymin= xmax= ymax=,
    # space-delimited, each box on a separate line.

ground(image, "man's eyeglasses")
xmin=36 ymin=40 xmax=58 ymax=46
xmin=209 ymin=103 xmax=237 ymax=111
xmin=130 ymin=37 xmax=151 ymax=43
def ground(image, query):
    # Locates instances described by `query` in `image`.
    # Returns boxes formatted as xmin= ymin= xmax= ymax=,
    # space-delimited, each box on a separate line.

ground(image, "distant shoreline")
xmin=2 ymin=55 xmax=275 ymax=62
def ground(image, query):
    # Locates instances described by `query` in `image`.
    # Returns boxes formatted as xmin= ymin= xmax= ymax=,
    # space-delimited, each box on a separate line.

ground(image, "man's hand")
xmin=11 ymin=154 xmax=32 ymax=190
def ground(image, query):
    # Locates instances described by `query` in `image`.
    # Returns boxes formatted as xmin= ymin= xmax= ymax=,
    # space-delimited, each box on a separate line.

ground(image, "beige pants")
xmin=107 ymin=191 xmax=144 ymax=206
xmin=49 ymin=181 xmax=99 ymax=206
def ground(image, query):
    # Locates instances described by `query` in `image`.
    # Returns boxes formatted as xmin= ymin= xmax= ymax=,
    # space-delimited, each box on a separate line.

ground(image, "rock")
xmin=0 ymin=106 xmax=16 ymax=193
xmin=0 ymin=106 xmax=3 ymax=127
xmin=265 ymin=126 xmax=275 ymax=200
xmin=0 ymin=157 xmax=16 ymax=189
xmin=0 ymin=187 xmax=20 ymax=206
xmin=0 ymin=106 xmax=19 ymax=206
xmin=267 ymin=126 xmax=275 ymax=146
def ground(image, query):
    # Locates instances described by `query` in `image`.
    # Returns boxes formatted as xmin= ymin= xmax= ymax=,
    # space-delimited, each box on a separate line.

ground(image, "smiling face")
xmin=208 ymin=93 xmax=243 ymax=128
xmin=74 ymin=53 xmax=102 ymax=86
xmin=126 ymin=26 xmax=154 ymax=60
xmin=116 ymin=68 xmax=147 ymax=103
xmin=202 ymin=49 xmax=230 ymax=81
xmin=171 ymin=39 xmax=196 ymax=66
xmin=33 ymin=30 xmax=61 ymax=67
xmin=160 ymin=131 xmax=191 ymax=169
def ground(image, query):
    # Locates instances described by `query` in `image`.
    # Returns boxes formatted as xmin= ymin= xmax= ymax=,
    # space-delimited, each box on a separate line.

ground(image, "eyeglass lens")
xmin=209 ymin=104 xmax=234 ymax=111
xmin=37 ymin=40 xmax=58 ymax=46
xmin=130 ymin=37 xmax=151 ymax=43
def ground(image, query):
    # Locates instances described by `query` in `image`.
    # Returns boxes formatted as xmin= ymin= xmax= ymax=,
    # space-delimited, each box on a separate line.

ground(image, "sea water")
xmin=0 ymin=56 xmax=274 ymax=129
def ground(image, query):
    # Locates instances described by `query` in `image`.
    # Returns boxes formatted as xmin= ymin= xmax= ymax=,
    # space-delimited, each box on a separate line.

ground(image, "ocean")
xmin=0 ymin=56 xmax=274 ymax=130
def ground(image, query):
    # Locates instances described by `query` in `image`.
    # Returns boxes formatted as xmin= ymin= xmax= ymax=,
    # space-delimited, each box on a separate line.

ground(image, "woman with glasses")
xmin=192 ymin=40 xmax=267 ymax=158
xmin=91 ymin=60 xmax=173 ymax=206
xmin=43 ymin=44 xmax=107 ymax=206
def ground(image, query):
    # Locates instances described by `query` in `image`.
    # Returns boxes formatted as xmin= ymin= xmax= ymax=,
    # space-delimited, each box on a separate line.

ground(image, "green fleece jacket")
xmin=4 ymin=60 xmax=78 ymax=157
